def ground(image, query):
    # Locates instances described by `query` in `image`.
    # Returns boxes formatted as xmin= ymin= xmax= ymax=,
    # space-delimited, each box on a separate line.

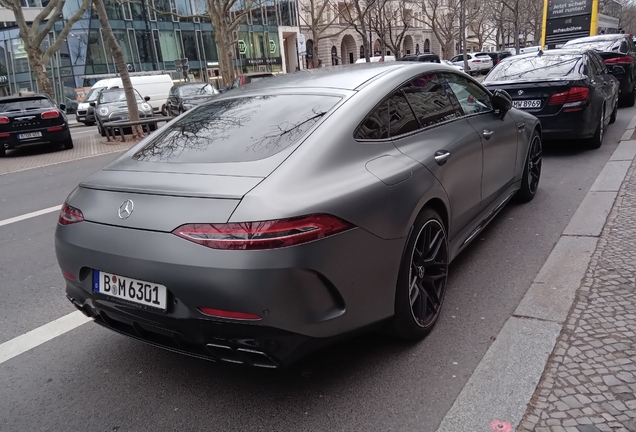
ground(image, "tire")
xmin=586 ymin=105 xmax=605 ymax=150
xmin=623 ymin=81 xmax=636 ymax=107
xmin=0 ymin=147 xmax=5 ymax=158
xmin=161 ymin=105 xmax=167 ymax=117
xmin=515 ymin=130 xmax=542 ymax=203
xmin=392 ymin=208 xmax=449 ymax=340
xmin=63 ymin=137 xmax=74 ymax=150
xmin=98 ymin=123 xmax=106 ymax=137
xmin=84 ymin=121 xmax=95 ymax=127
xmin=609 ymin=102 xmax=618 ymax=124
xmin=149 ymin=123 xmax=157 ymax=132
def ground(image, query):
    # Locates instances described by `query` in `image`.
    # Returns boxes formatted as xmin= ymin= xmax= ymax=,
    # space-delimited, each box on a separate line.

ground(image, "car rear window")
xmin=475 ymin=53 xmax=491 ymax=58
xmin=485 ymin=54 xmax=585 ymax=82
xmin=133 ymin=94 xmax=341 ymax=163
xmin=563 ymin=40 xmax=619 ymax=51
xmin=0 ymin=97 xmax=53 ymax=112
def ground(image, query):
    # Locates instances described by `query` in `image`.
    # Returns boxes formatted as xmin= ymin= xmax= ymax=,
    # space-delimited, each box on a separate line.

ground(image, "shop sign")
xmin=0 ymin=75 xmax=8 ymax=84
xmin=238 ymin=40 xmax=247 ymax=55
xmin=269 ymin=39 xmax=277 ymax=54
xmin=547 ymin=0 xmax=593 ymax=20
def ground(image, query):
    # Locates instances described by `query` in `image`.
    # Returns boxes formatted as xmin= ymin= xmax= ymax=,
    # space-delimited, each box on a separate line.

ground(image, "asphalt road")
xmin=1 ymin=106 xmax=635 ymax=432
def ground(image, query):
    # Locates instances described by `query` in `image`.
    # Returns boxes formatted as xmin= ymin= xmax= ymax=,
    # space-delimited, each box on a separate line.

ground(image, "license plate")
xmin=18 ymin=132 xmax=42 ymax=139
xmin=93 ymin=270 xmax=167 ymax=310
xmin=78 ymin=117 xmax=85 ymax=120
xmin=118 ymin=116 xmax=130 ymax=121
xmin=513 ymin=100 xmax=541 ymax=109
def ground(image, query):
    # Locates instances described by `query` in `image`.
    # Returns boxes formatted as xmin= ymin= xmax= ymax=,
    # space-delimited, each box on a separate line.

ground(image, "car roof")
xmin=231 ymin=63 xmax=413 ymax=92
xmin=0 ymin=93 xmax=50 ymax=103
xmin=510 ymin=48 xmax=588 ymax=60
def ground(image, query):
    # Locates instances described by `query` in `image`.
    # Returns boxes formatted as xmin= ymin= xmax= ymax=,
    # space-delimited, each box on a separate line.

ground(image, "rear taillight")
xmin=548 ymin=87 xmax=589 ymax=105
xmin=41 ymin=110 xmax=60 ymax=119
xmin=199 ymin=307 xmax=261 ymax=320
xmin=0 ymin=116 xmax=8 ymax=124
xmin=604 ymin=56 xmax=634 ymax=64
xmin=173 ymin=214 xmax=355 ymax=250
xmin=58 ymin=203 xmax=84 ymax=225
xmin=472 ymin=59 xmax=481 ymax=62
xmin=47 ymin=126 xmax=63 ymax=132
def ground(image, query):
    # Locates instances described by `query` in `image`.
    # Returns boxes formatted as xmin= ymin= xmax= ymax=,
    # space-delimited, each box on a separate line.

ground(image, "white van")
xmin=75 ymin=74 xmax=173 ymax=125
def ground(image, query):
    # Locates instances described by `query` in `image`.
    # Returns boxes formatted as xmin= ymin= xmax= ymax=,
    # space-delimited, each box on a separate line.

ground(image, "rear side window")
xmin=485 ymin=54 xmax=585 ymax=82
xmin=133 ymin=95 xmax=340 ymax=163
xmin=401 ymin=74 xmax=460 ymax=129
xmin=0 ymin=97 xmax=53 ymax=112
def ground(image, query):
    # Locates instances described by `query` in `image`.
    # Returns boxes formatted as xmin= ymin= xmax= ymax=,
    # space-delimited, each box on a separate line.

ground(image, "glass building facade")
xmin=0 ymin=0 xmax=298 ymax=110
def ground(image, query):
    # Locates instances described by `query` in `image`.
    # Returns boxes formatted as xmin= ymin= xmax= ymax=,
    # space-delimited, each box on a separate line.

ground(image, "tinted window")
xmin=444 ymin=73 xmax=492 ymax=115
xmin=388 ymin=93 xmax=419 ymax=136
xmin=133 ymin=95 xmax=340 ymax=163
xmin=84 ymin=88 xmax=101 ymax=102
xmin=0 ymin=97 xmax=54 ymax=112
xmin=589 ymin=53 xmax=606 ymax=75
xmin=401 ymin=73 xmax=460 ymax=128
xmin=356 ymin=101 xmax=389 ymax=140
xmin=99 ymin=89 xmax=143 ymax=103
xmin=563 ymin=39 xmax=619 ymax=51
xmin=484 ymin=54 xmax=586 ymax=82
xmin=178 ymin=84 xmax=217 ymax=96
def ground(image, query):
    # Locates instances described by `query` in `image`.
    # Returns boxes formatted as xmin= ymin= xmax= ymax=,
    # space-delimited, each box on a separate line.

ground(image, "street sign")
xmin=174 ymin=58 xmax=188 ymax=68
xmin=297 ymin=34 xmax=306 ymax=55
xmin=238 ymin=40 xmax=247 ymax=55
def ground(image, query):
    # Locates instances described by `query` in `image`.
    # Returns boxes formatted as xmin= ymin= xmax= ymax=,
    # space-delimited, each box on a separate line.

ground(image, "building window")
xmin=416 ymin=43 xmax=420 ymax=54
xmin=182 ymin=31 xmax=198 ymax=61
xmin=152 ymin=29 xmax=163 ymax=63
xmin=331 ymin=46 xmax=338 ymax=65
xmin=159 ymin=30 xmax=180 ymax=62
xmin=136 ymin=30 xmax=153 ymax=64
xmin=424 ymin=39 xmax=430 ymax=52
xmin=359 ymin=45 xmax=364 ymax=58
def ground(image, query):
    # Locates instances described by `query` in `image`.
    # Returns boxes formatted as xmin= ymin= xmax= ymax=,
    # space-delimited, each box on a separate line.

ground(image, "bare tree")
xmin=372 ymin=0 xmax=412 ymax=57
xmin=620 ymin=0 xmax=636 ymax=34
xmin=0 ymin=0 xmax=91 ymax=100
xmin=370 ymin=0 xmax=389 ymax=57
xmin=420 ymin=0 xmax=461 ymax=59
xmin=299 ymin=0 xmax=350 ymax=67
xmin=468 ymin=2 xmax=496 ymax=50
xmin=341 ymin=0 xmax=379 ymax=62
xmin=501 ymin=0 xmax=521 ymax=53
xmin=94 ymin=0 xmax=143 ymax=139
xmin=519 ymin=0 xmax=542 ymax=45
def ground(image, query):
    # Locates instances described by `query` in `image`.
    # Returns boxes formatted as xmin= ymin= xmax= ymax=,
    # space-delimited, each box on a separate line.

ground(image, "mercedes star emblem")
xmin=118 ymin=199 xmax=134 ymax=219
xmin=518 ymin=90 xmax=524 ymax=96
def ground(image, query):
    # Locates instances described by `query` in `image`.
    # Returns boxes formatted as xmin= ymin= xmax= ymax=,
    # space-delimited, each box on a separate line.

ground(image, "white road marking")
xmin=0 ymin=311 xmax=91 ymax=365
xmin=0 ymin=205 xmax=62 ymax=227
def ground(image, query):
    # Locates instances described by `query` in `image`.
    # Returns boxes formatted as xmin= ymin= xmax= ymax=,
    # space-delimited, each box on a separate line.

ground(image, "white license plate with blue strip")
xmin=93 ymin=270 xmax=167 ymax=310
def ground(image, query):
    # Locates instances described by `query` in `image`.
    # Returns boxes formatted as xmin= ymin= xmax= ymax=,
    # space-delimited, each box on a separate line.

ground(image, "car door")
xmin=587 ymin=53 xmax=615 ymax=122
xmin=442 ymin=72 xmax=519 ymax=209
xmin=387 ymin=72 xmax=484 ymax=239
xmin=167 ymin=87 xmax=178 ymax=115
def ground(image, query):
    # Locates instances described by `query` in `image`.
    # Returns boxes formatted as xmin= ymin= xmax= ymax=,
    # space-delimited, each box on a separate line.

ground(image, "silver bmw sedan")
xmin=55 ymin=63 xmax=542 ymax=368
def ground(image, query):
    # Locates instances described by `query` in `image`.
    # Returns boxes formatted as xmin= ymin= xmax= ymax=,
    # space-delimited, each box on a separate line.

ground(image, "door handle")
xmin=434 ymin=150 xmax=451 ymax=166
xmin=517 ymin=122 xmax=526 ymax=132
xmin=483 ymin=129 xmax=495 ymax=139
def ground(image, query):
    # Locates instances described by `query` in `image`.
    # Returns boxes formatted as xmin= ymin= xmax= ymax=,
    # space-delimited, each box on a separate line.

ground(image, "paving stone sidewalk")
xmin=0 ymin=133 xmax=135 ymax=175
xmin=517 ymin=157 xmax=636 ymax=431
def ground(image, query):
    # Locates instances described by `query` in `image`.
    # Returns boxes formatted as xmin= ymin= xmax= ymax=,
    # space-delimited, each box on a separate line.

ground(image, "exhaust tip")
xmin=3 ymin=143 xmax=9 ymax=149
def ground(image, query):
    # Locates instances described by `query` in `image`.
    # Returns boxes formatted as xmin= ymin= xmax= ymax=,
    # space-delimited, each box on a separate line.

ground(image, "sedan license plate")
xmin=513 ymin=100 xmax=541 ymax=109
xmin=18 ymin=132 xmax=42 ymax=139
xmin=119 ymin=116 xmax=130 ymax=121
xmin=93 ymin=270 xmax=167 ymax=310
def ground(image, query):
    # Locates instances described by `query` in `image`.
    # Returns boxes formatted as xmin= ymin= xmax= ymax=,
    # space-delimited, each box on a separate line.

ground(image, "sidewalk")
xmin=517 ymin=154 xmax=636 ymax=431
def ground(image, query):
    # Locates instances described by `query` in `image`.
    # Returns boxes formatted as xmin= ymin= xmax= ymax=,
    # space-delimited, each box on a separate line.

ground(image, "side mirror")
xmin=89 ymin=102 xmax=96 ymax=107
xmin=144 ymin=96 xmax=151 ymax=101
xmin=491 ymin=89 xmax=512 ymax=118
xmin=59 ymin=103 xmax=66 ymax=111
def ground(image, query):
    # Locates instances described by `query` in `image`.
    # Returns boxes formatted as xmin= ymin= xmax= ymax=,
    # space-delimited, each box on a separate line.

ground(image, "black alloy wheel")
xmin=625 ymin=81 xmax=636 ymax=108
xmin=393 ymin=209 xmax=449 ymax=339
xmin=587 ymin=105 xmax=605 ymax=149
xmin=516 ymin=131 xmax=542 ymax=202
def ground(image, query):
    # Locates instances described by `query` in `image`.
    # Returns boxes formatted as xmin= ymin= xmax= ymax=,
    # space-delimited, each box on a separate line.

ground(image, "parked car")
xmin=398 ymin=53 xmax=441 ymax=63
xmin=166 ymin=82 xmax=219 ymax=117
xmin=449 ymin=52 xmax=493 ymax=75
xmin=76 ymin=74 xmax=173 ymax=125
xmin=92 ymin=88 xmax=155 ymax=137
xmin=519 ymin=46 xmax=542 ymax=54
xmin=483 ymin=49 xmax=619 ymax=149
xmin=442 ymin=59 xmax=466 ymax=73
xmin=0 ymin=93 xmax=73 ymax=157
xmin=354 ymin=55 xmax=397 ymax=63
xmin=563 ymin=34 xmax=636 ymax=106
xmin=486 ymin=51 xmax=514 ymax=66
xmin=56 ymin=62 xmax=541 ymax=367
xmin=230 ymin=72 xmax=275 ymax=90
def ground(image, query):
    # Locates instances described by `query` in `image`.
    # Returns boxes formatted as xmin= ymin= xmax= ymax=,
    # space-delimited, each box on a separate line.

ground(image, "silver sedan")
xmin=55 ymin=63 xmax=542 ymax=367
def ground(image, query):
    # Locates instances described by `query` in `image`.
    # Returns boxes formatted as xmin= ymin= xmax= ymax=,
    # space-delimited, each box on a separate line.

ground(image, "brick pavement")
xmin=517 ymin=157 xmax=636 ymax=431
xmin=0 ymin=133 xmax=135 ymax=175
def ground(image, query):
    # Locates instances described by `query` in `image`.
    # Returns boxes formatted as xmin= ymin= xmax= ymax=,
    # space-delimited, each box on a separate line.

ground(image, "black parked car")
xmin=486 ymin=51 xmax=513 ymax=66
xmin=483 ymin=49 xmax=619 ymax=149
xmin=563 ymin=34 xmax=636 ymax=106
xmin=166 ymin=82 xmax=219 ymax=116
xmin=0 ymin=93 xmax=73 ymax=157
xmin=398 ymin=53 xmax=441 ymax=63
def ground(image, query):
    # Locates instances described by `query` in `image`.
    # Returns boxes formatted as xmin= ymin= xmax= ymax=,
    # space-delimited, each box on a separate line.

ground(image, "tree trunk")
xmin=312 ymin=28 xmax=321 ymax=67
xmin=460 ymin=0 xmax=468 ymax=70
xmin=27 ymin=47 xmax=55 ymax=99
xmin=211 ymin=13 xmax=236 ymax=86
xmin=514 ymin=8 xmax=520 ymax=53
xmin=94 ymin=0 xmax=143 ymax=139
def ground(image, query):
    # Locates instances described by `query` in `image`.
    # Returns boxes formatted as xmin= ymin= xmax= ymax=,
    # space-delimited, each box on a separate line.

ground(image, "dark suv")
xmin=486 ymin=51 xmax=513 ymax=66
xmin=398 ymin=53 xmax=441 ymax=63
xmin=563 ymin=34 xmax=636 ymax=106
xmin=0 ymin=93 xmax=72 ymax=157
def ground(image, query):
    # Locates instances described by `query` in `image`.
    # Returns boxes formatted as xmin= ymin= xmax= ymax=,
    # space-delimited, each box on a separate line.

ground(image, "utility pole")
xmin=461 ymin=0 xmax=468 ymax=71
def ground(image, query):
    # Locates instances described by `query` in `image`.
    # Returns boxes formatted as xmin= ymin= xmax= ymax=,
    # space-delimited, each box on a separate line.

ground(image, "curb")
xmin=436 ymin=116 xmax=636 ymax=431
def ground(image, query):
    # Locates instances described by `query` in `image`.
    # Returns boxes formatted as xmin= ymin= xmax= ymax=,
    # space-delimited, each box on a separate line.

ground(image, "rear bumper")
xmin=55 ymin=220 xmax=404 ymax=366
xmin=0 ymin=126 xmax=70 ymax=149
xmin=536 ymin=106 xmax=596 ymax=140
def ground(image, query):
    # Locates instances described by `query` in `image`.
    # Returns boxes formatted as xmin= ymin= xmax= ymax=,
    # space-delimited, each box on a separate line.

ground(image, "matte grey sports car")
xmin=55 ymin=63 xmax=542 ymax=368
